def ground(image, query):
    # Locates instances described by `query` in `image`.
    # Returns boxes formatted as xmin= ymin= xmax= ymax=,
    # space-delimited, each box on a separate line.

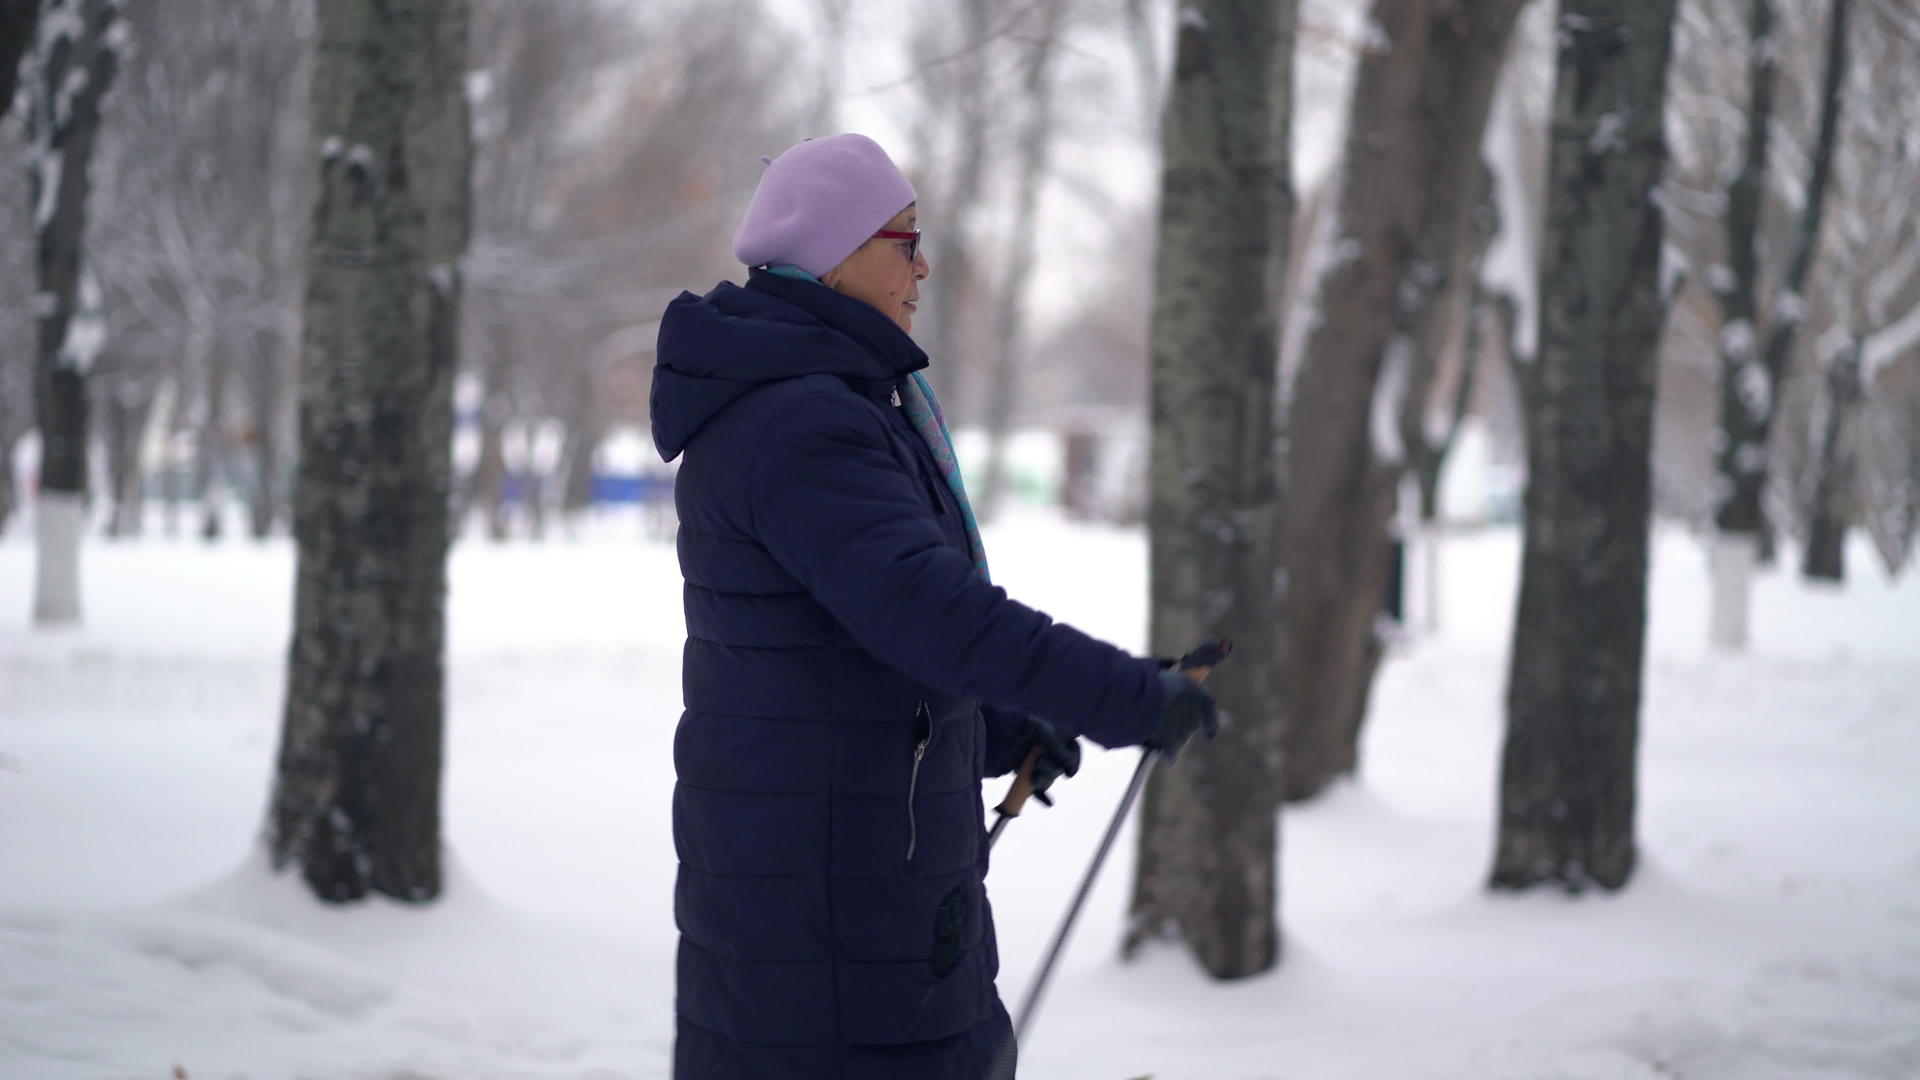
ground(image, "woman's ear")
xmin=819 ymin=264 xmax=844 ymax=290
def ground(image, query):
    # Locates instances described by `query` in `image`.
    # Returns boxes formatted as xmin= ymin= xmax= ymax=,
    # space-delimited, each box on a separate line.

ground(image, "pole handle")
xmin=992 ymin=664 xmax=1214 ymax=820
xmin=995 ymin=745 xmax=1046 ymax=819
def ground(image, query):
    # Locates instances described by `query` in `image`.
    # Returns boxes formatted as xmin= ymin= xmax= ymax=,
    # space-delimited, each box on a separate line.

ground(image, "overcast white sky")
xmin=756 ymin=0 xmax=1367 ymax=334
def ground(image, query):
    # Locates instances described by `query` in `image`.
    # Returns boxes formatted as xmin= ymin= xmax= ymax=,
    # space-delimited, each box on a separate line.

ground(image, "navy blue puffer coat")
xmin=652 ymin=270 xmax=1166 ymax=1079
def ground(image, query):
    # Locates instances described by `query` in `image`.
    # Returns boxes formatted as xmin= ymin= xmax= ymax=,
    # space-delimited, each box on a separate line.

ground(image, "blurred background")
xmin=1 ymin=0 xmax=1914 ymax=558
xmin=3 ymin=1 xmax=1919 ymax=1077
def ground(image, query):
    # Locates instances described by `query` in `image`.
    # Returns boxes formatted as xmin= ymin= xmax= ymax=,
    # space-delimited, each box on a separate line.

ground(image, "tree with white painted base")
xmin=1702 ymin=0 xmax=1852 ymax=649
xmin=21 ymin=0 xmax=124 ymax=626
xmin=1398 ymin=159 xmax=1502 ymax=635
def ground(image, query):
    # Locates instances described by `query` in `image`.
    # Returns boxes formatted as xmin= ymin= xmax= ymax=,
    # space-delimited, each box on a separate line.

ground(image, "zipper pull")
xmin=891 ymin=385 xmax=902 ymax=407
xmin=908 ymin=699 xmax=931 ymax=862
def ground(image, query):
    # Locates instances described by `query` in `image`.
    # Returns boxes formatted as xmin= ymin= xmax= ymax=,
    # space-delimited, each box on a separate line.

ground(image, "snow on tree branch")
xmin=59 ymin=264 xmax=104 ymax=373
xmin=1863 ymin=301 xmax=1920 ymax=379
xmin=1482 ymin=73 xmax=1539 ymax=360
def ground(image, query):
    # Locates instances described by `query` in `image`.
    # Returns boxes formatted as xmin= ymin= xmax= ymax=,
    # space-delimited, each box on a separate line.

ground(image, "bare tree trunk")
xmin=908 ymin=0 xmax=994 ymax=428
xmin=519 ymin=420 xmax=547 ymax=541
xmin=558 ymin=423 xmax=601 ymax=526
xmin=101 ymin=373 xmax=155 ymax=538
xmin=1281 ymin=0 xmax=1525 ymax=802
xmin=976 ymin=0 xmax=1066 ymax=522
xmin=1407 ymin=290 xmax=1486 ymax=634
xmin=556 ymin=357 xmax=602 ymax=530
xmin=0 ymin=0 xmax=40 ymax=125
xmin=1859 ymin=385 xmax=1920 ymax=577
xmin=1492 ymin=0 xmax=1677 ymax=894
xmin=1128 ymin=0 xmax=1293 ymax=981
xmin=1711 ymin=0 xmax=1853 ymax=648
xmin=459 ymin=325 xmax=513 ymax=541
xmin=196 ymin=341 xmax=231 ymax=541
xmin=1404 ymin=163 xmax=1499 ymax=633
xmin=1801 ymin=337 xmax=1862 ymax=582
xmin=1404 ymin=162 xmax=1498 ymax=525
xmin=1707 ymin=0 xmax=1779 ymax=637
xmin=1409 ymin=290 xmax=1484 ymax=528
xmin=473 ymin=397 xmax=510 ymax=540
xmin=160 ymin=405 xmax=185 ymax=538
xmin=0 ymin=428 xmax=20 ymax=535
xmin=245 ymin=333 xmax=286 ymax=539
xmin=269 ymin=0 xmax=471 ymax=904
xmin=0 ymin=132 xmax=37 ymax=537
xmin=1060 ymin=427 xmax=1098 ymax=521
xmin=26 ymin=0 xmax=123 ymax=626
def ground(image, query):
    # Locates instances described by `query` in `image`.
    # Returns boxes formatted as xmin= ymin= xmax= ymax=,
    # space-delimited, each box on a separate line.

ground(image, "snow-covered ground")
xmin=2 ymin=514 xmax=1917 ymax=1079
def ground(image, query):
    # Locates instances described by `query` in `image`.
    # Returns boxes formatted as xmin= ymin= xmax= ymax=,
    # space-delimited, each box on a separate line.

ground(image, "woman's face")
xmin=822 ymin=205 xmax=930 ymax=334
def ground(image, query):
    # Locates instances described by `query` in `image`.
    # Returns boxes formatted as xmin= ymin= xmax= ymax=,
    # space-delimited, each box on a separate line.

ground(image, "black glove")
xmin=989 ymin=715 xmax=1082 ymax=807
xmin=1146 ymin=669 xmax=1220 ymax=762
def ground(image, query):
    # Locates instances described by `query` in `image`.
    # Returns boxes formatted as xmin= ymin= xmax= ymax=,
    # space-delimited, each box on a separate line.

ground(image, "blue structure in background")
xmin=496 ymin=471 xmax=674 ymax=506
xmin=590 ymin=473 xmax=676 ymax=505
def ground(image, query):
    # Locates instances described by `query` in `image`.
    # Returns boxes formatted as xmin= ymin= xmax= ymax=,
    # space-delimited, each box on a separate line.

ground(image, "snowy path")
xmin=2 ymin=518 xmax=1917 ymax=1079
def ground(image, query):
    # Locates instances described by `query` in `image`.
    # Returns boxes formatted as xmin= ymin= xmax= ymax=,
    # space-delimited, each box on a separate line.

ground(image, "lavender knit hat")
xmin=732 ymin=134 xmax=917 ymax=279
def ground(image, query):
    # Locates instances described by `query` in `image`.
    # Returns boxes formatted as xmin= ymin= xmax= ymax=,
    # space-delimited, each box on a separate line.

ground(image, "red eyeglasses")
xmin=873 ymin=228 xmax=920 ymax=262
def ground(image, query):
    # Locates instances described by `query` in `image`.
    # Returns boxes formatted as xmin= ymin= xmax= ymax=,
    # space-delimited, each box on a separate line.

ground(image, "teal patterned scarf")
xmin=898 ymin=370 xmax=990 ymax=583
xmin=765 ymin=264 xmax=991 ymax=583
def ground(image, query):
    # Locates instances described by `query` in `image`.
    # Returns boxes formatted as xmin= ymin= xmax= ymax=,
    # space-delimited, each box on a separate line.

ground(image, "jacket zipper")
xmin=918 ymin=456 xmax=950 ymax=516
xmin=891 ymin=407 xmax=951 ymax=517
xmin=908 ymin=700 xmax=931 ymax=861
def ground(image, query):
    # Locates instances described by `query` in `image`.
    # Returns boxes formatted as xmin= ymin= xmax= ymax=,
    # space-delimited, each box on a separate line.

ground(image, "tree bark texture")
xmin=1710 ymin=0 xmax=1776 ymax=543
xmin=1800 ymin=339 xmax=1862 ymax=582
xmin=26 ymin=0 xmax=122 ymax=625
xmin=1281 ymin=0 xmax=1525 ymax=802
xmin=557 ymin=366 xmax=602 ymax=525
xmin=101 ymin=373 xmax=154 ymax=538
xmin=519 ymin=422 xmax=547 ymax=541
xmin=1491 ymin=0 xmax=1677 ymax=894
xmin=1709 ymin=0 xmax=1852 ymax=646
xmin=196 ymin=341 xmax=231 ymax=541
xmin=470 ymin=398 xmax=510 ymax=539
xmin=0 ymin=430 xmax=20 ymax=535
xmin=1128 ymin=0 xmax=1293 ymax=981
xmin=269 ymin=0 xmax=471 ymax=904
xmin=560 ymin=429 xmax=598 ymax=519
xmin=246 ymin=333 xmax=288 ymax=540
xmin=1712 ymin=0 xmax=1852 ymax=539
xmin=0 ymin=1 xmax=40 ymax=125
xmin=1405 ymin=163 xmax=1499 ymax=533
xmin=457 ymin=316 xmax=512 ymax=540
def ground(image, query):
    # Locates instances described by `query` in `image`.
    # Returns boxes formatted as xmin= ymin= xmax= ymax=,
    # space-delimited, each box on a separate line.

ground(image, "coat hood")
xmin=651 ymin=270 xmax=929 ymax=461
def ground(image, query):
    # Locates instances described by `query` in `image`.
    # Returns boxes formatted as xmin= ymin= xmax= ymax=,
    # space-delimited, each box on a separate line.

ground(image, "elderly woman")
xmin=652 ymin=133 xmax=1217 ymax=1080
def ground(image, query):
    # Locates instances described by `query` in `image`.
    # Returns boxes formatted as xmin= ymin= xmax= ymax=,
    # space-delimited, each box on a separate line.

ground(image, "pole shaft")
xmin=1012 ymin=749 xmax=1159 ymax=1043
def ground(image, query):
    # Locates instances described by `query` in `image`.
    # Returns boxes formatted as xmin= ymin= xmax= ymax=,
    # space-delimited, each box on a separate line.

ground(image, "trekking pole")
xmin=985 ymin=752 xmax=1161 ymax=1080
xmin=998 ymin=643 xmax=1228 ymax=1070
xmin=986 ymin=748 xmax=1045 ymax=850
xmin=1010 ymin=745 xmax=1158 ymax=1046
